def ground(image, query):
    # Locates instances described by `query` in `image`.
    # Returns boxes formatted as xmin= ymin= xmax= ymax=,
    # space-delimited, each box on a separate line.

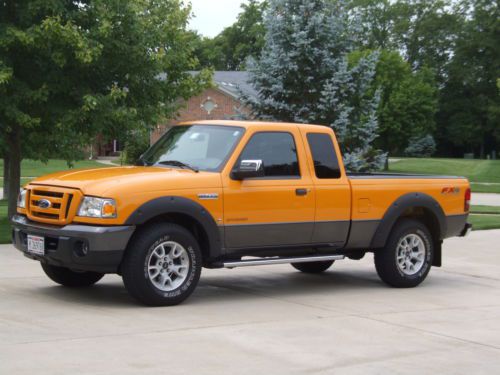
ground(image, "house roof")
xmin=160 ymin=71 xmax=258 ymax=101
xmin=210 ymin=71 xmax=258 ymax=100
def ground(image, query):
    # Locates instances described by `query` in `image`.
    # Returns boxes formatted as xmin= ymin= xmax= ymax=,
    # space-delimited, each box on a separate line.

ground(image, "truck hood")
xmin=28 ymin=166 xmax=221 ymax=197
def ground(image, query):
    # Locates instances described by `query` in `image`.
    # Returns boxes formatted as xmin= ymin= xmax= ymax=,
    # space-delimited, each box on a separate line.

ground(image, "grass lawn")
xmin=0 ymin=200 xmax=10 ymax=244
xmin=0 ymin=159 xmax=110 ymax=188
xmin=469 ymin=214 xmax=500 ymax=231
xmin=469 ymin=205 xmax=500 ymax=230
xmin=471 ymin=205 xmax=500 ymax=215
xmin=389 ymin=158 xmax=500 ymax=193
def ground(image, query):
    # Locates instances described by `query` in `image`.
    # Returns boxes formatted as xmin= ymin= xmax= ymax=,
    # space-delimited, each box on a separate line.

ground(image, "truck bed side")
xmin=346 ymin=174 xmax=469 ymax=249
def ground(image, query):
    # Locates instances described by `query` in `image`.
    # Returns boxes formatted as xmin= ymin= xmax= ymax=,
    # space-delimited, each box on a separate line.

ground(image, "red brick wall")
xmin=151 ymin=87 xmax=250 ymax=144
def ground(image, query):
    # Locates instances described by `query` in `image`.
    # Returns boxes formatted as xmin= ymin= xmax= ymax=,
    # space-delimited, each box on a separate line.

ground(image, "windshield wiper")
xmin=157 ymin=160 xmax=199 ymax=173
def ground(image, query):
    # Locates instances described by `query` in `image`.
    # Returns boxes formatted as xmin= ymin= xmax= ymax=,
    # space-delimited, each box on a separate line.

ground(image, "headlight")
xmin=17 ymin=189 xmax=27 ymax=209
xmin=77 ymin=197 xmax=117 ymax=218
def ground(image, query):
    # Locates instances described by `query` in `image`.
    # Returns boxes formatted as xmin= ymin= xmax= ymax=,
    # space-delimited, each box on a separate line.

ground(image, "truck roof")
xmin=179 ymin=120 xmax=330 ymax=131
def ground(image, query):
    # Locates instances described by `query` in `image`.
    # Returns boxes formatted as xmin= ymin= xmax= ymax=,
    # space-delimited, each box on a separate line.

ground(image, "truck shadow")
xmin=33 ymin=268 xmax=391 ymax=308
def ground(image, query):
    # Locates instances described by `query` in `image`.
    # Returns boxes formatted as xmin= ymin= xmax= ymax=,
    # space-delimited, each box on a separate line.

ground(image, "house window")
xmin=201 ymin=97 xmax=217 ymax=114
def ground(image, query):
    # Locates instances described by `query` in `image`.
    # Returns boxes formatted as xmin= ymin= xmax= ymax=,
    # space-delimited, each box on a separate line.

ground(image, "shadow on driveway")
xmin=29 ymin=268 xmax=399 ymax=308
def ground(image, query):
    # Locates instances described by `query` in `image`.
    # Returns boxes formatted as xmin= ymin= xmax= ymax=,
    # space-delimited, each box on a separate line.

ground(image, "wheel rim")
xmin=396 ymin=233 xmax=426 ymax=276
xmin=147 ymin=241 xmax=190 ymax=292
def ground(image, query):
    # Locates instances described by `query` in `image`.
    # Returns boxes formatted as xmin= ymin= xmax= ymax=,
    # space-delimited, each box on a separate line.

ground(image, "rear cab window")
xmin=306 ymin=133 xmax=341 ymax=179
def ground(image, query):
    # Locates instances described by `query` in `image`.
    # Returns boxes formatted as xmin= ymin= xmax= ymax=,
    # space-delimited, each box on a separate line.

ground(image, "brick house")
xmin=150 ymin=71 xmax=257 ymax=144
xmin=92 ymin=71 xmax=256 ymax=157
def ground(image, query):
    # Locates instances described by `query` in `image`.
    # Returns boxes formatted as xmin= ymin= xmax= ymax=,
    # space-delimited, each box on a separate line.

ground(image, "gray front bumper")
xmin=11 ymin=215 xmax=135 ymax=273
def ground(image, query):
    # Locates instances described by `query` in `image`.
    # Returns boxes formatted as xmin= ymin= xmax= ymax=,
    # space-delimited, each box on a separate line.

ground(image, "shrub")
xmin=404 ymin=134 xmax=436 ymax=157
xmin=123 ymin=133 xmax=150 ymax=165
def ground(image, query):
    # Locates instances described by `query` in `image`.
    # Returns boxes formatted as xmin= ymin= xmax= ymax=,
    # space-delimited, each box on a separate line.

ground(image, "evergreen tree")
xmin=246 ymin=0 xmax=385 ymax=171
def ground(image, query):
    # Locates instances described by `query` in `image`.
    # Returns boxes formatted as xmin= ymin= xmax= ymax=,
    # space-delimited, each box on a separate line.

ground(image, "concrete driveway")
xmin=1 ymin=230 xmax=500 ymax=374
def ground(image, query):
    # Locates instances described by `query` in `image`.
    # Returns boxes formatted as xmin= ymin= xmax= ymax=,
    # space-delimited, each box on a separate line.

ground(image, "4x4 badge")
xmin=197 ymin=193 xmax=219 ymax=200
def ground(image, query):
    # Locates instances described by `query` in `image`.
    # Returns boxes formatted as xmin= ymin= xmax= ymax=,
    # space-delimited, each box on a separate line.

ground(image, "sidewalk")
xmin=471 ymin=192 xmax=500 ymax=207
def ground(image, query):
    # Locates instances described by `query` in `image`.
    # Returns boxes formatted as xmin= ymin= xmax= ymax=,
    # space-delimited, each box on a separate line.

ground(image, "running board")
xmin=223 ymin=254 xmax=345 ymax=268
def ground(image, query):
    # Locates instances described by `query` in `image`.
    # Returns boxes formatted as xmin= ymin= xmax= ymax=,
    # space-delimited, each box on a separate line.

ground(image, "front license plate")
xmin=27 ymin=235 xmax=45 ymax=256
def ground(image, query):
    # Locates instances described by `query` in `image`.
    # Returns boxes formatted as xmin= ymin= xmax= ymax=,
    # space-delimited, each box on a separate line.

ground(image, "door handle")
xmin=296 ymin=188 xmax=308 ymax=196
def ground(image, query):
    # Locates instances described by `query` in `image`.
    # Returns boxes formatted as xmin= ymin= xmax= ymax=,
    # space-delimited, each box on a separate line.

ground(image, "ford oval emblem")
xmin=38 ymin=199 xmax=52 ymax=209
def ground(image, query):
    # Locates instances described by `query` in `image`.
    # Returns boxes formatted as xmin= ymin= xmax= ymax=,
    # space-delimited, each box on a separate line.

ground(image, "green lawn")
xmin=469 ymin=214 xmax=500 ymax=231
xmin=0 ymin=200 xmax=9 ymax=244
xmin=0 ymin=159 xmax=110 ymax=188
xmin=389 ymin=158 xmax=500 ymax=193
xmin=469 ymin=205 xmax=500 ymax=230
xmin=471 ymin=205 xmax=500 ymax=215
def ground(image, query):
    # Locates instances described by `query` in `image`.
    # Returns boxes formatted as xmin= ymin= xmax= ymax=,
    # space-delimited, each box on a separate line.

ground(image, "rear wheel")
xmin=41 ymin=263 xmax=104 ymax=287
xmin=121 ymin=223 xmax=202 ymax=306
xmin=374 ymin=219 xmax=433 ymax=288
xmin=291 ymin=260 xmax=334 ymax=274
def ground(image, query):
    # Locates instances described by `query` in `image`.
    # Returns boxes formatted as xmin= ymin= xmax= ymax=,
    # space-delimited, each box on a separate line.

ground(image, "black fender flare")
xmin=370 ymin=192 xmax=447 ymax=249
xmin=124 ymin=196 xmax=222 ymax=259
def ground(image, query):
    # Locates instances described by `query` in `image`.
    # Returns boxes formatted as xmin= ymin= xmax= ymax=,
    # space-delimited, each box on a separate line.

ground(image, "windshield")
xmin=140 ymin=125 xmax=245 ymax=172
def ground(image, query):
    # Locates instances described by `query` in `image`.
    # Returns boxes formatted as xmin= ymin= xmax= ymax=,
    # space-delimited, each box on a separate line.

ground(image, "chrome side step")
xmin=223 ymin=254 xmax=345 ymax=268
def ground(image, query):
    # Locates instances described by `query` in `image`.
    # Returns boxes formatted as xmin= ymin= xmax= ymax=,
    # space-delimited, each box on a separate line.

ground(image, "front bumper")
xmin=11 ymin=215 xmax=135 ymax=273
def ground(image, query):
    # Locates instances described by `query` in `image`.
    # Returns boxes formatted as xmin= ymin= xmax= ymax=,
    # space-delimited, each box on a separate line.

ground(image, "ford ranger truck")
xmin=12 ymin=121 xmax=472 ymax=306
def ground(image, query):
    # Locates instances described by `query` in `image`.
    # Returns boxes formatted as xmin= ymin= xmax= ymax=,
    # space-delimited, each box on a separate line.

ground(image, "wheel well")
xmin=399 ymin=206 xmax=440 ymax=241
xmin=135 ymin=213 xmax=212 ymax=263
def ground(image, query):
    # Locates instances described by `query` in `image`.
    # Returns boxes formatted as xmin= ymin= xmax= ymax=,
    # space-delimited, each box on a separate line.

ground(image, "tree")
xmin=0 ymin=0 xmax=210 ymax=218
xmin=349 ymin=0 xmax=396 ymax=49
xmin=437 ymin=0 xmax=500 ymax=157
xmin=390 ymin=0 xmax=462 ymax=82
xmin=350 ymin=50 xmax=438 ymax=155
xmin=246 ymin=0 xmax=385 ymax=171
xmin=192 ymin=0 xmax=267 ymax=70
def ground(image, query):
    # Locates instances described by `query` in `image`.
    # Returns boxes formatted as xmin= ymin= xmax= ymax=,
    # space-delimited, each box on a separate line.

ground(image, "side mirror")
xmin=231 ymin=159 xmax=264 ymax=180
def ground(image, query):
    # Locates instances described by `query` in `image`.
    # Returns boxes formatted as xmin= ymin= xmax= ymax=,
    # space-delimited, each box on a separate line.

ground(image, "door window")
xmin=236 ymin=132 xmax=300 ymax=178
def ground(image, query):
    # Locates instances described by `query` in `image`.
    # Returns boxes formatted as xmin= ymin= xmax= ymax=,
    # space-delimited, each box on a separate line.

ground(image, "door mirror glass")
xmin=231 ymin=159 xmax=264 ymax=180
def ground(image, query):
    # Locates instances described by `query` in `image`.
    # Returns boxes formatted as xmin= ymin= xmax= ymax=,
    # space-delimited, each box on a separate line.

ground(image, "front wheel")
xmin=121 ymin=223 xmax=202 ymax=306
xmin=374 ymin=219 xmax=434 ymax=288
xmin=41 ymin=263 xmax=104 ymax=287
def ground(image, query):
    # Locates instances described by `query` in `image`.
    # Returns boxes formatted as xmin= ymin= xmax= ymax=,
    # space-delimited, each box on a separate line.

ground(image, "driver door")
xmin=222 ymin=128 xmax=315 ymax=250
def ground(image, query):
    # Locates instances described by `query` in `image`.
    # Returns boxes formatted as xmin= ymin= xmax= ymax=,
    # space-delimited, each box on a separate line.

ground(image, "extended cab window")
xmin=307 ymin=133 xmax=341 ymax=179
xmin=237 ymin=132 xmax=300 ymax=178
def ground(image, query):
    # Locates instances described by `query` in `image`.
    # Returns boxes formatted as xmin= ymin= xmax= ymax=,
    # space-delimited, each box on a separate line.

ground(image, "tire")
xmin=121 ymin=223 xmax=202 ymax=306
xmin=41 ymin=263 xmax=104 ymax=287
xmin=291 ymin=260 xmax=334 ymax=273
xmin=374 ymin=219 xmax=434 ymax=288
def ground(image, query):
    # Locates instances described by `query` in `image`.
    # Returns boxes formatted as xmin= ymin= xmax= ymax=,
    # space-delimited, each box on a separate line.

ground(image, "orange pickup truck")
xmin=12 ymin=121 xmax=472 ymax=306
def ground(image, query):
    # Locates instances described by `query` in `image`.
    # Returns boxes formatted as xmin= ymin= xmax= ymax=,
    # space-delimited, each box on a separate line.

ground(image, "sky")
xmin=189 ymin=0 xmax=248 ymax=38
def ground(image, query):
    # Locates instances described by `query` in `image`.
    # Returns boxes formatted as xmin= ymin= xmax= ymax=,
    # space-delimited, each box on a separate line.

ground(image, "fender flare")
xmin=370 ymin=192 xmax=447 ymax=249
xmin=124 ymin=196 xmax=222 ymax=259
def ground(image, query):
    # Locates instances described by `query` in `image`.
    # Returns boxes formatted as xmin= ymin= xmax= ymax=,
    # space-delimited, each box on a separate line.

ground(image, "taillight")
xmin=464 ymin=187 xmax=471 ymax=212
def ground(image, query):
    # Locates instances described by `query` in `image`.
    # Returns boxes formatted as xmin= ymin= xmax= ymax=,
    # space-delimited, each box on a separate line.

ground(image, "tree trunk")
xmin=3 ymin=151 xmax=10 ymax=201
xmin=7 ymin=128 xmax=21 ymax=219
xmin=384 ymin=153 xmax=389 ymax=171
